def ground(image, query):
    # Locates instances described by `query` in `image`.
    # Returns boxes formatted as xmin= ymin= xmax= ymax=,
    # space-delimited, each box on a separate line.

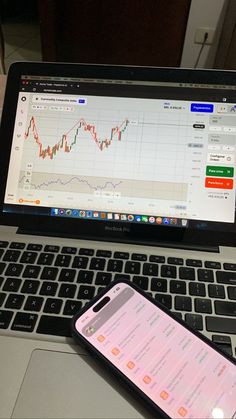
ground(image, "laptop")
xmin=0 ymin=62 xmax=236 ymax=419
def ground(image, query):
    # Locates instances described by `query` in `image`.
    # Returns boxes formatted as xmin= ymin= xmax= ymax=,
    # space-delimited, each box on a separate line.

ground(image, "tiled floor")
xmin=1 ymin=22 xmax=42 ymax=73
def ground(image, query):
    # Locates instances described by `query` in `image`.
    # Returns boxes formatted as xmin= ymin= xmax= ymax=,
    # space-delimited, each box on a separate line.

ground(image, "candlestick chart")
xmin=24 ymin=115 xmax=129 ymax=160
xmin=17 ymin=102 xmax=189 ymax=212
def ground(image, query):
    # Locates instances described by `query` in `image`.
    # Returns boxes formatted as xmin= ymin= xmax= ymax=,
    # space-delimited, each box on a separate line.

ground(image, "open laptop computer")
xmin=0 ymin=62 xmax=236 ymax=418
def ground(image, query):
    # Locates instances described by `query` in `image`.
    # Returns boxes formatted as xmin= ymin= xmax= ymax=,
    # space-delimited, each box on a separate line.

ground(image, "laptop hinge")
xmin=17 ymin=227 xmax=219 ymax=253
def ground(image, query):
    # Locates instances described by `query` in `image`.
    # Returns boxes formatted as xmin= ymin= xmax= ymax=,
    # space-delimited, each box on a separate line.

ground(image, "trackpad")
xmin=12 ymin=349 xmax=151 ymax=418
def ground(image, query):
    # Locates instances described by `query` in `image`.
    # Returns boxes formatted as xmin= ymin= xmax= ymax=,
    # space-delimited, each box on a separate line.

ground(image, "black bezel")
xmin=71 ymin=279 xmax=236 ymax=419
xmin=1 ymin=62 xmax=236 ymax=248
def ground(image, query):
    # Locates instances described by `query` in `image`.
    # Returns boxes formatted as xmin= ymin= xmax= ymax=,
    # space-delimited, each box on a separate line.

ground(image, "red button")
xmin=205 ymin=177 xmax=234 ymax=189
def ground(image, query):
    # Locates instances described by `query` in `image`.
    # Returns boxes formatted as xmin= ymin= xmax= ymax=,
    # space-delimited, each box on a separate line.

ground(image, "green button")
xmin=206 ymin=166 xmax=234 ymax=177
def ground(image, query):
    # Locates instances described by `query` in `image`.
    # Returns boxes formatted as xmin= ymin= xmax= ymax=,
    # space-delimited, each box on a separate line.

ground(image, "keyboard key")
xmin=206 ymin=316 xmax=236 ymax=334
xmin=151 ymin=278 xmax=167 ymax=292
xmin=3 ymin=278 xmax=22 ymax=292
xmin=89 ymin=258 xmax=106 ymax=271
xmin=24 ymin=296 xmax=43 ymax=312
xmin=155 ymin=294 xmax=172 ymax=309
xmin=79 ymin=248 xmax=94 ymax=256
xmin=27 ymin=243 xmax=43 ymax=251
xmin=0 ymin=263 xmax=6 ymax=275
xmin=77 ymin=285 xmax=95 ymax=300
xmin=5 ymin=263 xmax=24 ymax=277
xmin=113 ymin=252 xmax=129 ymax=259
xmin=37 ymin=253 xmax=55 ymax=265
xmin=131 ymin=253 xmax=147 ymax=261
xmin=23 ymin=265 xmax=41 ymax=278
xmin=132 ymin=276 xmax=148 ymax=290
xmin=213 ymin=343 xmax=232 ymax=356
xmin=215 ymin=300 xmax=236 ymax=316
xmin=114 ymin=274 xmax=131 ymax=281
xmin=58 ymin=283 xmax=76 ymax=298
xmin=40 ymin=282 xmax=58 ymax=296
xmin=167 ymin=257 xmax=183 ymax=265
xmin=228 ymin=286 xmax=236 ymax=300
xmin=72 ymin=256 xmax=88 ymax=269
xmin=186 ymin=259 xmax=202 ymax=267
xmin=96 ymin=250 xmax=112 ymax=258
xmin=77 ymin=270 xmax=94 ymax=284
xmin=58 ymin=268 xmax=76 ymax=282
xmin=11 ymin=312 xmax=38 ymax=332
xmin=10 ymin=242 xmax=26 ymax=250
xmin=172 ymin=312 xmax=182 ymax=320
xmin=211 ymin=336 xmax=233 ymax=356
xmin=189 ymin=282 xmax=206 ymax=297
xmin=41 ymin=266 xmax=59 ymax=281
xmin=212 ymin=335 xmax=233 ymax=356
xmin=205 ymin=261 xmax=221 ymax=269
xmin=95 ymin=272 xmax=112 ymax=286
xmin=44 ymin=245 xmax=60 ymax=253
xmin=161 ymin=265 xmax=176 ymax=279
xmin=20 ymin=251 xmax=38 ymax=264
xmin=5 ymin=293 xmax=25 ymax=310
xmin=223 ymin=263 xmax=236 ymax=271
xmin=125 ymin=261 xmax=141 ymax=275
xmin=0 ymin=241 xmax=9 ymax=248
xmin=143 ymin=263 xmax=158 ymax=276
xmin=208 ymin=284 xmax=225 ymax=299
xmin=107 ymin=259 xmax=123 ymax=272
xmin=175 ymin=296 xmax=192 ymax=311
xmin=0 ymin=292 xmax=6 ymax=306
xmin=62 ymin=246 xmax=77 ymax=254
xmin=21 ymin=280 xmax=40 ymax=294
xmin=55 ymin=254 xmax=71 ymax=267
xmin=0 ymin=310 xmax=13 ymax=329
xmin=3 ymin=250 xmax=21 ymax=262
xmin=197 ymin=269 xmax=214 ymax=282
xmin=63 ymin=300 xmax=82 ymax=316
xmin=185 ymin=313 xmax=203 ymax=331
xmin=216 ymin=271 xmax=236 ymax=285
xmin=179 ymin=267 xmax=195 ymax=281
xmin=195 ymin=298 xmax=212 ymax=314
xmin=170 ymin=280 xmax=186 ymax=295
xmin=149 ymin=255 xmax=165 ymax=263
xmin=212 ymin=335 xmax=231 ymax=345
xmin=97 ymin=287 xmax=105 ymax=295
xmin=43 ymin=298 xmax=63 ymax=314
xmin=37 ymin=315 xmax=71 ymax=337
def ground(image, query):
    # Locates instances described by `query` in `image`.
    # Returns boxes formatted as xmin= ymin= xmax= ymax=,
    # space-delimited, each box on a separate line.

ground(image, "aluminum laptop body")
xmin=0 ymin=62 xmax=236 ymax=418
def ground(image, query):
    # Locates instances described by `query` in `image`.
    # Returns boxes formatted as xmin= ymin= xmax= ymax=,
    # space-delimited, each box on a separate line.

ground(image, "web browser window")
xmin=4 ymin=76 xmax=236 ymax=225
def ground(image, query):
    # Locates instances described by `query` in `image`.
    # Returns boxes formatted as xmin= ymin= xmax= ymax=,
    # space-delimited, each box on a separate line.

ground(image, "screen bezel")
xmin=71 ymin=279 xmax=236 ymax=419
xmin=1 ymin=62 xmax=236 ymax=248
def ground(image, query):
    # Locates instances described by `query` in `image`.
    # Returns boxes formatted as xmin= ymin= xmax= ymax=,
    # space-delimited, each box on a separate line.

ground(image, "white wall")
xmin=181 ymin=0 xmax=228 ymax=68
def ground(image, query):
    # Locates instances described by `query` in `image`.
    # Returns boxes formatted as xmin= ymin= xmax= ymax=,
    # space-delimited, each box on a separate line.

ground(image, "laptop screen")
xmin=1 ymin=63 xmax=236 ymax=247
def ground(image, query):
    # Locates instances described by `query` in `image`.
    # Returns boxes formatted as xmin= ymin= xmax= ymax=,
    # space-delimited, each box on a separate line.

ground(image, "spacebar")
xmin=36 ymin=315 xmax=72 ymax=337
xmin=206 ymin=316 xmax=236 ymax=334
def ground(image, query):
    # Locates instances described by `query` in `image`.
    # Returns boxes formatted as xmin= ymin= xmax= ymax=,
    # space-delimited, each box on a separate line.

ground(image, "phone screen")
xmin=74 ymin=282 xmax=236 ymax=419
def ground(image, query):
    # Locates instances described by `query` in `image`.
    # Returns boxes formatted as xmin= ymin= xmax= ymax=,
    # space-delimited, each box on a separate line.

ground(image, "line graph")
xmin=24 ymin=115 xmax=129 ymax=160
xmin=19 ymin=172 xmax=123 ymax=192
xmin=18 ymin=171 xmax=188 ymax=201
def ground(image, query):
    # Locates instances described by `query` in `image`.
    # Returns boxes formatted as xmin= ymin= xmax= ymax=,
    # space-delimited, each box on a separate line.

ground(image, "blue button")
xmin=191 ymin=103 xmax=214 ymax=113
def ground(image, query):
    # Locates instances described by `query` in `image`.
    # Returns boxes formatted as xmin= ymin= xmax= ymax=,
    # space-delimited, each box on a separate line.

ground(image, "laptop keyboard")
xmin=0 ymin=240 xmax=236 ymax=358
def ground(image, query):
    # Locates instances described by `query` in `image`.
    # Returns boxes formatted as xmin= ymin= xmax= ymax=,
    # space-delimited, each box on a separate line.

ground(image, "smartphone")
xmin=71 ymin=280 xmax=236 ymax=419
